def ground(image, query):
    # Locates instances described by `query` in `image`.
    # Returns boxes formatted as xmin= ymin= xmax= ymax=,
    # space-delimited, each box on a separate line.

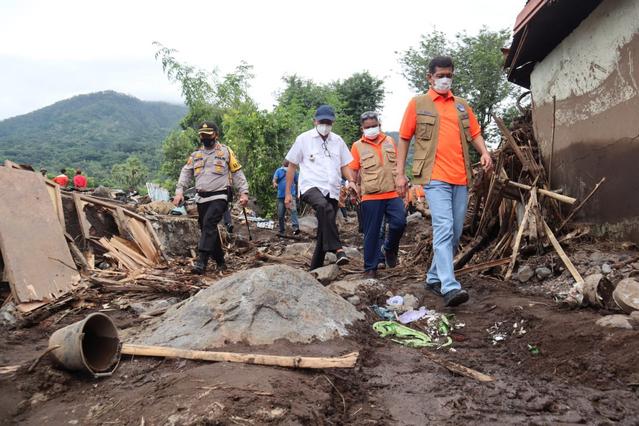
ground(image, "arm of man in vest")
xmin=228 ymin=147 xmax=250 ymax=206
xmin=395 ymin=137 xmax=411 ymax=197
xmin=470 ymin=134 xmax=493 ymax=172
xmin=173 ymin=155 xmax=194 ymax=206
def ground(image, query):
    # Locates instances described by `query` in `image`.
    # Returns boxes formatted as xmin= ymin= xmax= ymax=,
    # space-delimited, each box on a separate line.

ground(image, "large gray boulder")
xmin=130 ymin=265 xmax=363 ymax=349
xmin=297 ymin=216 xmax=318 ymax=234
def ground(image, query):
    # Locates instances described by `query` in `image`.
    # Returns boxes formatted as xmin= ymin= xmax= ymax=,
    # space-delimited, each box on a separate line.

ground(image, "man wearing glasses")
xmin=395 ymin=56 xmax=493 ymax=307
xmin=349 ymin=111 xmax=406 ymax=279
xmin=285 ymin=105 xmax=357 ymax=270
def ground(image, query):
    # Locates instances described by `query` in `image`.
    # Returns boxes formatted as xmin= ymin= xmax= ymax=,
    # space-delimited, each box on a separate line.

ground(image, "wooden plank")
xmin=456 ymin=258 xmax=510 ymax=275
xmin=494 ymin=115 xmax=537 ymax=177
xmin=506 ymin=180 xmax=576 ymax=205
xmin=44 ymin=180 xmax=65 ymax=230
xmin=127 ymin=219 xmax=160 ymax=264
xmin=121 ymin=344 xmax=359 ymax=369
xmin=542 ymin=219 xmax=584 ymax=285
xmin=423 ymin=352 xmax=494 ymax=382
xmin=505 ymin=191 xmax=535 ymax=281
xmin=72 ymin=192 xmax=92 ymax=242
xmin=109 ymin=236 xmax=154 ymax=267
xmin=0 ymin=167 xmax=80 ymax=303
xmin=97 ymin=237 xmax=142 ymax=271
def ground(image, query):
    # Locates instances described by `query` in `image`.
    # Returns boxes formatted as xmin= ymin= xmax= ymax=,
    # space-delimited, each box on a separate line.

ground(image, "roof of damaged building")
xmin=504 ymin=0 xmax=603 ymax=88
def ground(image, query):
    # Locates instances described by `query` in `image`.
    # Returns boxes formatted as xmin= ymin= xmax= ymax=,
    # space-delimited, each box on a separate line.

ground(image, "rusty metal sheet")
xmin=0 ymin=167 xmax=80 ymax=303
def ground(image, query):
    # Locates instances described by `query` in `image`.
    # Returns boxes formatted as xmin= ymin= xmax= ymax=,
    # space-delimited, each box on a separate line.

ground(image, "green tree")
xmin=111 ymin=155 xmax=149 ymax=191
xmin=333 ymin=72 xmax=385 ymax=143
xmin=398 ymin=27 xmax=518 ymax=139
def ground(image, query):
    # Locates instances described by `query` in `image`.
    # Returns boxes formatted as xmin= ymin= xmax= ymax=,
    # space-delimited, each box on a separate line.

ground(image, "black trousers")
xmin=302 ymin=187 xmax=342 ymax=270
xmin=197 ymin=199 xmax=228 ymax=265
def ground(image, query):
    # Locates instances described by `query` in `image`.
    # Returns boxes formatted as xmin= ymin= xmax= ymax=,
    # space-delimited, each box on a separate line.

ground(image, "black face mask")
xmin=201 ymin=137 xmax=215 ymax=148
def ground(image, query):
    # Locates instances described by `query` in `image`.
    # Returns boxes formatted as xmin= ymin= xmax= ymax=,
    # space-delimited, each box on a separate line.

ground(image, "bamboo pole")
xmin=542 ymin=219 xmax=584 ymax=285
xmin=506 ymin=180 xmax=576 ymax=205
xmin=505 ymin=190 xmax=536 ymax=281
xmin=557 ymin=177 xmax=606 ymax=233
xmin=121 ymin=344 xmax=359 ymax=369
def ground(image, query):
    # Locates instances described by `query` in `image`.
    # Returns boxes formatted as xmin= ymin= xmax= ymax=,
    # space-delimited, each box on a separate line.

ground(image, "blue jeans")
xmin=277 ymin=198 xmax=299 ymax=233
xmin=360 ymin=197 xmax=406 ymax=272
xmin=424 ymin=180 xmax=468 ymax=295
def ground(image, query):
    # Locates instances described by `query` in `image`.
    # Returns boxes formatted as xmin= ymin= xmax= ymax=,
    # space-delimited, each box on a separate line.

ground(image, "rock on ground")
xmin=328 ymin=279 xmax=383 ymax=297
xmin=152 ymin=216 xmax=200 ymax=257
xmin=130 ymin=265 xmax=363 ymax=349
xmin=283 ymin=242 xmax=315 ymax=259
xmin=517 ymin=265 xmax=535 ymax=283
xmin=596 ymin=315 xmax=634 ymax=330
xmin=311 ymin=264 xmax=340 ymax=284
xmin=535 ymin=267 xmax=552 ymax=280
xmin=297 ymin=216 xmax=318 ymax=234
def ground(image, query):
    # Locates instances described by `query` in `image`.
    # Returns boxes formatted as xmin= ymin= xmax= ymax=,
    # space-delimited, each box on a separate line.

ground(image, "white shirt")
xmin=286 ymin=128 xmax=353 ymax=200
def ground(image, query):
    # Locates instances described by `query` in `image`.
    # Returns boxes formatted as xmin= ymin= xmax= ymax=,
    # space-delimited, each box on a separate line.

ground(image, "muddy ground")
xmin=1 ymin=217 xmax=638 ymax=425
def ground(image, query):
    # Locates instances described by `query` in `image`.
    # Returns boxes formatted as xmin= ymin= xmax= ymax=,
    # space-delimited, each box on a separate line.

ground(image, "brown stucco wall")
xmin=530 ymin=3 xmax=639 ymax=242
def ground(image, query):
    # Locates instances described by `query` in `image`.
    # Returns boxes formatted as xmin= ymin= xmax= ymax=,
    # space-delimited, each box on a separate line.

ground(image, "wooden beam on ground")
xmin=506 ymin=180 xmax=576 ymax=205
xmin=456 ymin=258 xmax=510 ymax=275
xmin=121 ymin=344 xmax=359 ymax=369
xmin=423 ymin=352 xmax=494 ymax=382
xmin=542 ymin=219 xmax=584 ymax=285
xmin=557 ymin=177 xmax=606 ymax=233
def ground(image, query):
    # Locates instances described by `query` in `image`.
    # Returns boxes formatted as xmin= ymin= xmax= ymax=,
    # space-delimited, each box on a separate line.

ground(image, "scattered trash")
xmin=255 ymin=220 xmax=275 ymax=230
xmin=386 ymin=295 xmax=404 ymax=310
xmin=373 ymin=321 xmax=435 ymax=348
xmin=371 ymin=305 xmax=395 ymax=321
xmin=527 ymin=344 xmax=541 ymax=356
xmin=398 ymin=307 xmax=429 ymax=324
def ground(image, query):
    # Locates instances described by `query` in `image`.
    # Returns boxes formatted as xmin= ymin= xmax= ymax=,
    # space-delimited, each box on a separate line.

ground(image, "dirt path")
xmin=1 ymin=219 xmax=638 ymax=424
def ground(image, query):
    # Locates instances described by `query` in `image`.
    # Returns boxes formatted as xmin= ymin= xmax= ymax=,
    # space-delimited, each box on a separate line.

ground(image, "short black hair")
xmin=60 ymin=168 xmax=66 ymax=174
xmin=428 ymin=56 xmax=454 ymax=74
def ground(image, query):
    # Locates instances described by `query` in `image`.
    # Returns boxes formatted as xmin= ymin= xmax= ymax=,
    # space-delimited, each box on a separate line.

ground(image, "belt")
xmin=197 ymin=189 xmax=227 ymax=198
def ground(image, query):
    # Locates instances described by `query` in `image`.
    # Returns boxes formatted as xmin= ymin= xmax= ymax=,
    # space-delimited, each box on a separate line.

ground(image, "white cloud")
xmin=0 ymin=0 xmax=524 ymax=129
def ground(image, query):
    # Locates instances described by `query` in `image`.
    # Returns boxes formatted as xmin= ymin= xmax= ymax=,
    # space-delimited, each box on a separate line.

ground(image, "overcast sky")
xmin=0 ymin=0 xmax=524 ymax=130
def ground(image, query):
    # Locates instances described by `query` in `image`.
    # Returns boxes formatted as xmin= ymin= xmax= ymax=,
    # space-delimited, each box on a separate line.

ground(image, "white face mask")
xmin=433 ymin=77 xmax=452 ymax=93
xmin=316 ymin=124 xmax=332 ymax=136
xmin=363 ymin=126 xmax=380 ymax=140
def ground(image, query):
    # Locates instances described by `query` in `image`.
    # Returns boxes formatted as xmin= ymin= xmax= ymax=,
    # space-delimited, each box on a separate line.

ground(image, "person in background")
xmin=53 ymin=169 xmax=69 ymax=187
xmin=173 ymin=121 xmax=250 ymax=274
xmin=73 ymin=169 xmax=88 ymax=190
xmin=39 ymin=168 xmax=47 ymax=177
xmin=284 ymin=105 xmax=357 ymax=270
xmin=405 ymin=183 xmax=427 ymax=215
xmin=395 ymin=56 xmax=493 ymax=307
xmin=272 ymin=160 xmax=300 ymax=236
xmin=349 ymin=111 xmax=406 ymax=278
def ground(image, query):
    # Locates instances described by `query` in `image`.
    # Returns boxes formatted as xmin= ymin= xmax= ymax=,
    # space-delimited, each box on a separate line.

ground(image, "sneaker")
xmin=363 ymin=270 xmax=377 ymax=279
xmin=443 ymin=289 xmax=469 ymax=307
xmin=216 ymin=262 xmax=228 ymax=273
xmin=381 ymin=246 xmax=398 ymax=268
xmin=192 ymin=252 xmax=209 ymax=275
xmin=293 ymin=229 xmax=300 ymax=235
xmin=426 ymin=282 xmax=442 ymax=296
xmin=377 ymin=262 xmax=387 ymax=270
xmin=335 ymin=250 xmax=350 ymax=266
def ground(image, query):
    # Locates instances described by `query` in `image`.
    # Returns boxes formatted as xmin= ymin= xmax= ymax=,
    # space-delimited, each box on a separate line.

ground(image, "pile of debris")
xmin=0 ymin=160 xmax=198 ymax=323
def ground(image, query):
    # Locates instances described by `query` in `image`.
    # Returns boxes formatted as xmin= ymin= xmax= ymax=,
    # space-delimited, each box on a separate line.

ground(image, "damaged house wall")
xmin=528 ymin=0 xmax=639 ymax=242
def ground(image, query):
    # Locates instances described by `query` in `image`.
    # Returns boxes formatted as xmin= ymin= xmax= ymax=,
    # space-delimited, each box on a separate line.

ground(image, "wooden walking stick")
xmin=242 ymin=207 xmax=253 ymax=241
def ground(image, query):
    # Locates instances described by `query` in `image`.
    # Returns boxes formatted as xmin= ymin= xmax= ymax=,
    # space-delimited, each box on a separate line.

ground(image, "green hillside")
xmin=0 ymin=91 xmax=186 ymax=182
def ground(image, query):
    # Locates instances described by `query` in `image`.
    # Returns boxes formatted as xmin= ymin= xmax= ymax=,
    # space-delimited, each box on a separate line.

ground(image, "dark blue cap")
xmin=314 ymin=104 xmax=336 ymax=122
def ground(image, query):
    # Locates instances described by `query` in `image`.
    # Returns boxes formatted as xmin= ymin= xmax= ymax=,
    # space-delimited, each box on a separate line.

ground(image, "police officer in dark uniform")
xmin=173 ymin=121 xmax=250 ymax=274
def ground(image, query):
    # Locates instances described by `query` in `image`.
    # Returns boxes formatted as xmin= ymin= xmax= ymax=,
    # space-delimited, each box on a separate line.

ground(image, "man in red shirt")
xmin=73 ymin=169 xmax=88 ymax=189
xmin=395 ymin=56 xmax=493 ymax=307
xmin=52 ymin=169 xmax=69 ymax=187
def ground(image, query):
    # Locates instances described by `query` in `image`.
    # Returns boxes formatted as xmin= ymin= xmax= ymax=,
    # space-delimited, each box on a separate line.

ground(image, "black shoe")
xmin=335 ymin=250 xmax=349 ymax=266
xmin=426 ymin=282 xmax=442 ymax=296
xmin=381 ymin=246 xmax=398 ymax=268
xmin=216 ymin=262 xmax=228 ymax=272
xmin=293 ymin=229 xmax=300 ymax=235
xmin=363 ymin=270 xmax=377 ymax=279
xmin=443 ymin=289 xmax=469 ymax=307
xmin=192 ymin=251 xmax=209 ymax=275
xmin=226 ymin=224 xmax=234 ymax=234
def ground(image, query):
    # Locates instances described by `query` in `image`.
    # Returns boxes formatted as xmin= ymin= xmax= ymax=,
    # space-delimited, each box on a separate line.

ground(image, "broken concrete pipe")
xmin=48 ymin=313 xmax=121 ymax=377
xmin=582 ymin=273 xmax=616 ymax=308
